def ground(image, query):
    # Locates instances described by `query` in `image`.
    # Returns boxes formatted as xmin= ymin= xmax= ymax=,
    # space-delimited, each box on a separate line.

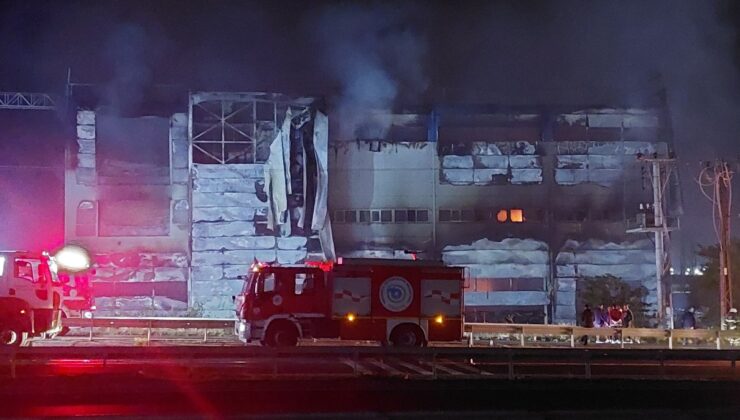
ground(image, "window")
xmin=450 ymin=210 xmax=461 ymax=222
xmin=475 ymin=209 xmax=490 ymax=222
xmin=339 ymin=208 xmax=431 ymax=224
xmin=406 ymin=210 xmax=416 ymax=222
xmin=381 ymin=210 xmax=393 ymax=223
xmin=262 ymin=273 xmax=276 ymax=293
xmin=394 ymin=210 xmax=407 ymax=222
xmin=14 ymin=260 xmax=34 ymax=282
xmin=371 ymin=210 xmax=380 ymax=223
xmin=474 ymin=277 xmax=543 ymax=292
xmin=439 ymin=210 xmax=451 ymax=222
xmin=510 ymin=209 xmax=524 ymax=223
xmin=295 ymin=273 xmax=315 ymax=295
xmin=359 ymin=210 xmax=371 ymax=223
xmin=333 ymin=210 xmax=345 ymax=223
xmin=416 ymin=210 xmax=429 ymax=222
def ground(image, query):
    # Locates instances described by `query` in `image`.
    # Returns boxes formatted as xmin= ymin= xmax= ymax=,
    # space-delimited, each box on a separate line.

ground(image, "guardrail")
xmin=465 ymin=323 xmax=740 ymax=349
xmin=2 ymin=345 xmax=739 ymax=381
xmin=62 ymin=317 xmax=235 ymax=343
xmin=57 ymin=317 xmax=740 ymax=349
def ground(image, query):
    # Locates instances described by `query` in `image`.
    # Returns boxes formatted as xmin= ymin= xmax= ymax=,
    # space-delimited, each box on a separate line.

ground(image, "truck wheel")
xmin=0 ymin=326 xmax=24 ymax=347
xmin=390 ymin=324 xmax=425 ymax=347
xmin=264 ymin=323 xmax=299 ymax=347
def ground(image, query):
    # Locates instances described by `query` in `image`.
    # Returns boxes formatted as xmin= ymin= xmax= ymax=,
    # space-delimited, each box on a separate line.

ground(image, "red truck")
xmin=234 ymin=258 xmax=464 ymax=347
xmin=0 ymin=245 xmax=92 ymax=346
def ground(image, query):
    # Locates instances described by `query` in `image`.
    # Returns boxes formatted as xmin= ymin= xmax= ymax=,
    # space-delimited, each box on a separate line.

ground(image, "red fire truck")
xmin=0 ymin=251 xmax=63 ymax=346
xmin=234 ymin=258 xmax=465 ymax=347
xmin=0 ymin=246 xmax=92 ymax=346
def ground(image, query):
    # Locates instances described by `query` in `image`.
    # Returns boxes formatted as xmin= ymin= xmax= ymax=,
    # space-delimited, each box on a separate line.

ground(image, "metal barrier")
xmin=62 ymin=317 xmax=235 ymax=343
xmin=465 ymin=323 xmax=740 ymax=349
xmin=2 ymin=345 xmax=739 ymax=381
xmin=57 ymin=317 xmax=740 ymax=349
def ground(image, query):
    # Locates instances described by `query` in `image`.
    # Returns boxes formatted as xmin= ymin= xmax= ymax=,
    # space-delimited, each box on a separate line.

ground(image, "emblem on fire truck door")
xmin=379 ymin=277 xmax=413 ymax=312
xmin=272 ymin=294 xmax=283 ymax=306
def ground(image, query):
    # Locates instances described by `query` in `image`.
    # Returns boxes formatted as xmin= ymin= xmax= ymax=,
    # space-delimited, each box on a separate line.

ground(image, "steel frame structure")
xmin=0 ymin=92 xmax=56 ymax=110
xmin=188 ymin=92 xmax=314 ymax=164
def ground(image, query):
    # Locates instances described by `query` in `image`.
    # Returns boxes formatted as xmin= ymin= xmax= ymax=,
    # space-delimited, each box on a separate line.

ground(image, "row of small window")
xmin=333 ymin=209 xmax=430 ymax=224
xmin=440 ymin=208 xmax=527 ymax=223
xmin=331 ymin=208 xmax=530 ymax=224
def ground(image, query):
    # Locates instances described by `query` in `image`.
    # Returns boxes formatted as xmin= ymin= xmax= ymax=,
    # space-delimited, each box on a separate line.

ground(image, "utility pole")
xmin=700 ymin=161 xmax=734 ymax=324
xmin=627 ymin=154 xmax=677 ymax=327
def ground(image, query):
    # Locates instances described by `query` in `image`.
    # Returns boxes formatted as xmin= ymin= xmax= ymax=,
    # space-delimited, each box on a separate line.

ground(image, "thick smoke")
xmin=310 ymin=4 xmax=428 ymax=140
xmin=102 ymin=23 xmax=169 ymax=116
xmin=0 ymin=0 xmax=738 ymax=249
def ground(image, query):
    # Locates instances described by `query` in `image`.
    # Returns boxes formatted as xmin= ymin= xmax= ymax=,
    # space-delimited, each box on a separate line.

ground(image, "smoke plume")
xmin=310 ymin=4 xmax=428 ymax=140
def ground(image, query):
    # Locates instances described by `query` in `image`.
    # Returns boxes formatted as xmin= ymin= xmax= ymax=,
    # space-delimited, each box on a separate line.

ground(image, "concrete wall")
xmin=189 ymin=164 xmax=308 ymax=317
xmin=65 ymin=110 xmax=190 ymax=316
xmin=328 ymin=108 xmax=670 ymax=323
xmin=553 ymin=239 xmax=657 ymax=324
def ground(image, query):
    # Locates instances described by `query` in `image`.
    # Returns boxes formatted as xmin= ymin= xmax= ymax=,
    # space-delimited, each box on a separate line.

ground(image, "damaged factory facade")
xmin=64 ymin=93 xmax=679 ymax=324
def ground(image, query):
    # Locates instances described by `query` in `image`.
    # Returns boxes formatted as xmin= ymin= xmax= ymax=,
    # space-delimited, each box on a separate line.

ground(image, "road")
xmin=3 ymin=345 xmax=740 ymax=418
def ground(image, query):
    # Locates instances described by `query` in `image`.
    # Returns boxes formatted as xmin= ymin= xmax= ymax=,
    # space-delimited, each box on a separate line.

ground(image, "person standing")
xmin=593 ymin=304 xmax=608 ymax=343
xmin=580 ymin=304 xmax=594 ymax=345
xmin=622 ymin=304 xmax=634 ymax=328
xmin=622 ymin=303 xmax=634 ymax=344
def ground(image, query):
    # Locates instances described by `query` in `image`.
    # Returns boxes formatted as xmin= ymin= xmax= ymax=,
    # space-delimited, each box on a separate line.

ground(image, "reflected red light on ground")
xmin=25 ymin=403 xmax=142 ymax=417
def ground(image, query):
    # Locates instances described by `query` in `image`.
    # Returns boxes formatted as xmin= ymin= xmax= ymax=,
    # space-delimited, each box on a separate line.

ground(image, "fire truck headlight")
xmin=238 ymin=321 xmax=247 ymax=333
xmin=346 ymin=313 xmax=356 ymax=322
xmin=82 ymin=311 xmax=93 ymax=319
xmin=435 ymin=315 xmax=444 ymax=325
xmin=54 ymin=245 xmax=91 ymax=273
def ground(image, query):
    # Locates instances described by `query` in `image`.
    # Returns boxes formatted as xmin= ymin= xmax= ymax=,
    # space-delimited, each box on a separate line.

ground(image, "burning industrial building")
xmin=50 ymin=86 xmax=679 ymax=326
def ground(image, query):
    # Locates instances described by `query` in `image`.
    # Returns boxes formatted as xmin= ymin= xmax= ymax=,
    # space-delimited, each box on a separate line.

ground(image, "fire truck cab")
xmin=235 ymin=259 xmax=464 ymax=347
xmin=0 ymin=251 xmax=63 ymax=347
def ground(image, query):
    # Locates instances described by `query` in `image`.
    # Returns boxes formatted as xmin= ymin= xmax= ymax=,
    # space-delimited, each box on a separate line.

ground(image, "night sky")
xmin=0 ymin=0 xmax=738 ymax=260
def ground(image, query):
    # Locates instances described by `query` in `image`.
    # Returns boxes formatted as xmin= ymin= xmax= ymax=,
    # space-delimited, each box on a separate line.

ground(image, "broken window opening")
xmin=510 ymin=209 xmax=525 ymax=223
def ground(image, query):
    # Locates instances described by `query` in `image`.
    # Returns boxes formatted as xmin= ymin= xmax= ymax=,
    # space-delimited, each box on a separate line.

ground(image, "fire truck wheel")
xmin=0 ymin=325 xmax=24 ymax=347
xmin=389 ymin=324 xmax=425 ymax=347
xmin=264 ymin=322 xmax=299 ymax=347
